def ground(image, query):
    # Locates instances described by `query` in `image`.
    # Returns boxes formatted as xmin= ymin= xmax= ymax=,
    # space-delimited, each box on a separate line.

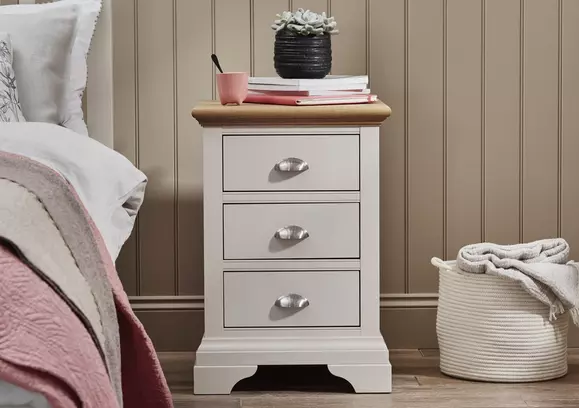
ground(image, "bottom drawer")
xmin=223 ymin=270 xmax=360 ymax=328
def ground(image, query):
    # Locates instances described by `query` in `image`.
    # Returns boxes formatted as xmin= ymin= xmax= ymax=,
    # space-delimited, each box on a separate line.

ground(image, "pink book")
xmin=244 ymin=93 xmax=378 ymax=106
xmin=249 ymin=89 xmax=372 ymax=96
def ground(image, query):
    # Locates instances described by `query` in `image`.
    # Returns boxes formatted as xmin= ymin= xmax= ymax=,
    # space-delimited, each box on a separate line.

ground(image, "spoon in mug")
xmin=211 ymin=54 xmax=224 ymax=73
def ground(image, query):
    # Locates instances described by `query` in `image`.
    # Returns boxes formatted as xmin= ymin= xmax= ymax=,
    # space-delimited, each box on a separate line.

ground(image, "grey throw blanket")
xmin=457 ymin=238 xmax=579 ymax=327
xmin=0 ymin=152 xmax=122 ymax=406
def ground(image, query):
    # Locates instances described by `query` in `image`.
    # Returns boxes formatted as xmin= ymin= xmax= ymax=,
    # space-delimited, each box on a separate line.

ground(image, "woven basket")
xmin=431 ymin=257 xmax=569 ymax=382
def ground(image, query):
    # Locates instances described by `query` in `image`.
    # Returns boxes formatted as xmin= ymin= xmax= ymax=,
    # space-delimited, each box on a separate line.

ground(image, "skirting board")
xmin=131 ymin=295 xmax=579 ymax=352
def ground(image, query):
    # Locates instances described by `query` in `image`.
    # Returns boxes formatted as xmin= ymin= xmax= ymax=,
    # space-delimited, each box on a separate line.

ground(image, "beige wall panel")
xmin=95 ymin=0 xmax=579 ymax=350
xmin=175 ymin=0 xmax=213 ymax=295
xmin=330 ymin=0 xmax=366 ymax=76
xmin=445 ymin=0 xmax=482 ymax=258
xmin=292 ymin=0 xmax=327 ymax=13
xmin=370 ymin=0 xmax=406 ymax=294
xmin=253 ymin=0 xmax=289 ymax=77
xmin=407 ymin=0 xmax=444 ymax=293
xmin=522 ymin=0 xmax=559 ymax=242
xmin=215 ymin=0 xmax=251 ymax=74
xmin=137 ymin=310 xmax=204 ymax=352
xmin=561 ymin=1 xmax=579 ymax=262
xmin=561 ymin=0 xmax=579 ymax=351
xmin=484 ymin=0 xmax=521 ymax=244
xmin=381 ymin=308 xmax=438 ymax=350
xmin=112 ymin=0 xmax=138 ymax=296
xmin=112 ymin=1 xmax=138 ymax=166
xmin=572 ymin=326 xmax=579 ymax=347
xmin=136 ymin=0 xmax=177 ymax=295
xmin=0 ymin=0 xmax=18 ymax=5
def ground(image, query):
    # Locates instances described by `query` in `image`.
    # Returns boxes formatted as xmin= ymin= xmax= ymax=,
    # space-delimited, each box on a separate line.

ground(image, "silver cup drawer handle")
xmin=274 ymin=157 xmax=309 ymax=173
xmin=275 ymin=293 xmax=310 ymax=309
xmin=274 ymin=225 xmax=309 ymax=241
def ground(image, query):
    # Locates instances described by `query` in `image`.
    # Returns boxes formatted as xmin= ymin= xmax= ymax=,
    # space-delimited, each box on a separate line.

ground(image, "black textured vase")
xmin=274 ymin=29 xmax=332 ymax=79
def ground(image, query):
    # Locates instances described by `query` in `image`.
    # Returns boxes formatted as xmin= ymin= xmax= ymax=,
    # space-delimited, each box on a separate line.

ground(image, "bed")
xmin=0 ymin=1 xmax=172 ymax=407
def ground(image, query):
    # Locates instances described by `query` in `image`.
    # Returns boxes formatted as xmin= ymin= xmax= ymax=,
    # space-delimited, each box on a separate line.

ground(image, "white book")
xmin=248 ymin=75 xmax=369 ymax=91
xmin=248 ymin=82 xmax=367 ymax=92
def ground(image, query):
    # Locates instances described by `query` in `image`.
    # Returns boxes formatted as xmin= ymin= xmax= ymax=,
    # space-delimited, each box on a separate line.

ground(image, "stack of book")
xmin=245 ymin=75 xmax=376 ymax=106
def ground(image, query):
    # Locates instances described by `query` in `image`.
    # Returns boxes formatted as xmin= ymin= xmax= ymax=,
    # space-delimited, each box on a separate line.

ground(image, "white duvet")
xmin=0 ymin=122 xmax=148 ymax=407
xmin=0 ymin=382 xmax=50 ymax=408
xmin=0 ymin=122 xmax=147 ymax=261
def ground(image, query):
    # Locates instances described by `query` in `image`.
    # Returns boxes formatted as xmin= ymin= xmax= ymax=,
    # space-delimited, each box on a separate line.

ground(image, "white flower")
xmin=294 ymin=9 xmax=324 ymax=28
xmin=271 ymin=8 xmax=339 ymax=36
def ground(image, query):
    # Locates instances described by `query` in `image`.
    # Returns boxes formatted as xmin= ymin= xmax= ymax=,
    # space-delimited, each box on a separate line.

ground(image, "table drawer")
xmin=223 ymin=270 xmax=360 ymax=328
xmin=222 ymin=134 xmax=359 ymax=191
xmin=223 ymin=203 xmax=359 ymax=260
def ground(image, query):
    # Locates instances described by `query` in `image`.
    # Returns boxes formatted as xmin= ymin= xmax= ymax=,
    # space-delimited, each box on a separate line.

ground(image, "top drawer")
xmin=222 ymin=134 xmax=359 ymax=191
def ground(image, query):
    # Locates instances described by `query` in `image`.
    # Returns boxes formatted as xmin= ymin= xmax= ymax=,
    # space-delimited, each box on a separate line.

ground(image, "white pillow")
xmin=0 ymin=1 xmax=102 ymax=134
xmin=0 ymin=32 xmax=25 ymax=123
xmin=59 ymin=0 xmax=103 ymax=136
xmin=0 ymin=122 xmax=148 ymax=261
xmin=0 ymin=3 xmax=79 ymax=124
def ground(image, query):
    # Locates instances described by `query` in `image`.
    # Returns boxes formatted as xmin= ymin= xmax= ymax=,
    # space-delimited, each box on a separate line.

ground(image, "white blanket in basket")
xmin=457 ymin=238 xmax=579 ymax=326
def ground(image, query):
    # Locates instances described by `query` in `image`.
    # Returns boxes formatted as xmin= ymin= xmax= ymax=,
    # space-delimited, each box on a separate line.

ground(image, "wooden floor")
xmin=162 ymin=349 xmax=579 ymax=408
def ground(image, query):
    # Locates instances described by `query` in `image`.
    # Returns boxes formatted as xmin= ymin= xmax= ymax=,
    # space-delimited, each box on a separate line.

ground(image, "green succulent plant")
xmin=271 ymin=8 xmax=339 ymax=36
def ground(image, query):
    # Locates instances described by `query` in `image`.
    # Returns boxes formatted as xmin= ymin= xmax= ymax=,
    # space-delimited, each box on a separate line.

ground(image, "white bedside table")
xmin=191 ymin=101 xmax=392 ymax=395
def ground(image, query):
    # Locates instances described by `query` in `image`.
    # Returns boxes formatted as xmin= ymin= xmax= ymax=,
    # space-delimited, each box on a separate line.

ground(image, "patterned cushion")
xmin=0 ymin=32 xmax=25 ymax=123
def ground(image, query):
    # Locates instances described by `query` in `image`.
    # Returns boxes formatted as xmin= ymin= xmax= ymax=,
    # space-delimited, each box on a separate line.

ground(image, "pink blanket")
xmin=0 ymin=152 xmax=172 ymax=407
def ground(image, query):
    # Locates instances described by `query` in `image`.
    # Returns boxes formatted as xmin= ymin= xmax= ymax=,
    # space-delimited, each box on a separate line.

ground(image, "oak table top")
xmin=191 ymin=100 xmax=391 ymax=127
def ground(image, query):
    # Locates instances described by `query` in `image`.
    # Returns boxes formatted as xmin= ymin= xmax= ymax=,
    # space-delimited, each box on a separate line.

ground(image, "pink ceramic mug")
xmin=216 ymin=72 xmax=248 ymax=105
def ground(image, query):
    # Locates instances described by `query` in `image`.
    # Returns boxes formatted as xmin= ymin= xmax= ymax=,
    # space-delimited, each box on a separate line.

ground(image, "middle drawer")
xmin=223 ymin=203 xmax=360 ymax=260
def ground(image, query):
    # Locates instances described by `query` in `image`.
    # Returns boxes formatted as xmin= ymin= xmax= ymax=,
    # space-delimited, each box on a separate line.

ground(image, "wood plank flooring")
xmin=162 ymin=349 xmax=579 ymax=408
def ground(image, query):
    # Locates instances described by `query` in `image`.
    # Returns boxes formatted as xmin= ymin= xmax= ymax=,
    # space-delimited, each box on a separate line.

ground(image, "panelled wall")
xmin=4 ymin=0 xmax=578 ymax=349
